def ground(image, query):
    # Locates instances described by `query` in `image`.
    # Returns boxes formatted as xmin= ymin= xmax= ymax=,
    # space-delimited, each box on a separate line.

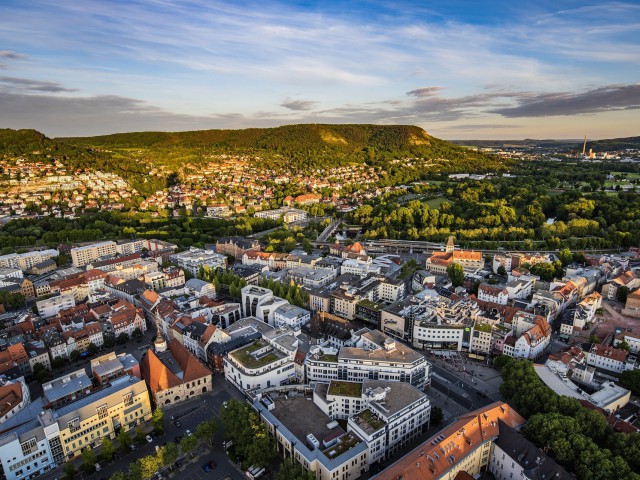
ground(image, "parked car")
xmin=202 ymin=460 xmax=217 ymax=472
xmin=146 ymin=434 xmax=153 ymax=443
xmin=174 ymin=420 xmax=181 ymax=428
xmin=130 ymin=444 xmax=136 ymax=451
xmin=174 ymin=436 xmax=183 ymax=444
xmin=185 ymin=429 xmax=192 ymax=437
xmin=476 ymin=391 xmax=488 ymax=398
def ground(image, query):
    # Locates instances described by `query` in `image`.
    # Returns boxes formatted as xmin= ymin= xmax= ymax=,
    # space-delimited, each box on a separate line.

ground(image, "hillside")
xmin=1 ymin=125 xmax=507 ymax=196
xmin=58 ymin=124 xmax=505 ymax=175
xmin=581 ymin=136 xmax=640 ymax=150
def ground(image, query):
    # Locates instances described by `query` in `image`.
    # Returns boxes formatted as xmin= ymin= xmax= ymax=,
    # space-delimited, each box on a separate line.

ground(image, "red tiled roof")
xmin=376 ymin=402 xmax=525 ymax=480
xmin=0 ymin=382 xmax=22 ymax=418
xmin=168 ymin=341 xmax=212 ymax=383
xmin=140 ymin=349 xmax=181 ymax=392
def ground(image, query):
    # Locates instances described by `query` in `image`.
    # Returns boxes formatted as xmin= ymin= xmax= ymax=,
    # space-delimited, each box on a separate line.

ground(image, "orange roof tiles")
xmin=375 ymin=402 xmax=525 ymax=480
xmin=0 ymin=382 xmax=23 ymax=418
xmin=168 ymin=341 xmax=212 ymax=383
xmin=140 ymin=349 xmax=181 ymax=392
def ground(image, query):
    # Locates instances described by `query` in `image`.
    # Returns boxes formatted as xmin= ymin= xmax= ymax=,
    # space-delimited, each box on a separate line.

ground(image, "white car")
xmin=186 ymin=429 xmax=192 ymax=437
xmin=146 ymin=434 xmax=153 ymax=443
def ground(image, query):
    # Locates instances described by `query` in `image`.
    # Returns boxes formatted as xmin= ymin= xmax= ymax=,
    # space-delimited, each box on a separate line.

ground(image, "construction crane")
xmin=582 ymin=134 xmax=587 ymax=157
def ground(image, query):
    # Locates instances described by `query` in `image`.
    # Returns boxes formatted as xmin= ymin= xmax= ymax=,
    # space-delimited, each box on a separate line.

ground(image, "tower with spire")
xmin=154 ymin=320 xmax=167 ymax=353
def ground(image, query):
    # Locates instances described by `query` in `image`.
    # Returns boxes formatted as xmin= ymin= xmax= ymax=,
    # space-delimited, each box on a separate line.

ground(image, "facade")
xmin=169 ymin=248 xmax=227 ymax=277
xmin=489 ymin=422 xmax=573 ymax=480
xmin=372 ymin=402 xmax=526 ymax=480
xmin=241 ymin=285 xmax=274 ymax=317
xmin=306 ymin=329 xmax=430 ymax=390
xmin=315 ymin=379 xmax=431 ymax=464
xmin=36 ymin=294 xmax=75 ymax=319
xmin=0 ymin=376 xmax=151 ymax=480
xmin=273 ymin=304 xmax=311 ymax=330
xmin=70 ymin=241 xmax=117 ymax=267
xmin=425 ymin=237 xmax=483 ymax=274
xmin=139 ymin=340 xmax=213 ymax=408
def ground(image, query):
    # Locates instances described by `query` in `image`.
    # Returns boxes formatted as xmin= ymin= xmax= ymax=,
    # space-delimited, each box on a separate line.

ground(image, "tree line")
xmin=496 ymin=356 xmax=640 ymax=480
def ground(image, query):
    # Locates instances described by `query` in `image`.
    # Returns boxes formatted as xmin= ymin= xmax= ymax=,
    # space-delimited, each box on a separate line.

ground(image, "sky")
xmin=0 ymin=0 xmax=638 ymax=139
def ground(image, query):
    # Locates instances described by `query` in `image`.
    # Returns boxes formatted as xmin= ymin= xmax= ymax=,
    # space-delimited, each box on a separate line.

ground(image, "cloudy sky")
xmin=0 ymin=0 xmax=638 ymax=139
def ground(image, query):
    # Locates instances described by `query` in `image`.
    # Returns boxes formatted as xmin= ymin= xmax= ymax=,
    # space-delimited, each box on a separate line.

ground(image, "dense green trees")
xmin=345 ymin=161 xmax=640 ymax=248
xmin=219 ymin=399 xmax=276 ymax=469
xmin=260 ymin=278 xmax=309 ymax=308
xmin=446 ymin=263 xmax=465 ymax=287
xmin=619 ymin=369 xmax=640 ymax=395
xmin=0 ymin=211 xmax=279 ymax=251
xmin=498 ymin=356 xmax=640 ymax=479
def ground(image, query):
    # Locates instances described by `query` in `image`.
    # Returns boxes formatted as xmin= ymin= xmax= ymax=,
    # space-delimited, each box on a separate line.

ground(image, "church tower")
xmin=445 ymin=236 xmax=455 ymax=254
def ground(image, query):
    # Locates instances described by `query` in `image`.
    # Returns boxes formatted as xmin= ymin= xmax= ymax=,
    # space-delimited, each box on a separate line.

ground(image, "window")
xmin=97 ymin=404 xmax=108 ymax=419
xmin=20 ymin=438 xmax=38 ymax=456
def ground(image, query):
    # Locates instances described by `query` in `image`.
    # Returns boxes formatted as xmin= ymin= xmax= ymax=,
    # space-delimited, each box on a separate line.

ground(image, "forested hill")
xmin=1 ymin=125 xmax=505 ymax=195
xmin=60 ymin=124 xmax=433 ymax=151
xmin=580 ymin=136 xmax=640 ymax=150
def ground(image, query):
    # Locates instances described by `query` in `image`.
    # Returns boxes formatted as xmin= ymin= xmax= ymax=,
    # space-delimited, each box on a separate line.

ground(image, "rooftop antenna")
xmin=582 ymin=134 xmax=587 ymax=157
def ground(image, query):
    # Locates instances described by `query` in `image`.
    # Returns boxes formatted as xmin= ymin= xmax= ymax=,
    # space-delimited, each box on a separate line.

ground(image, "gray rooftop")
xmin=274 ymin=303 xmax=310 ymax=319
xmin=42 ymin=369 xmax=92 ymax=403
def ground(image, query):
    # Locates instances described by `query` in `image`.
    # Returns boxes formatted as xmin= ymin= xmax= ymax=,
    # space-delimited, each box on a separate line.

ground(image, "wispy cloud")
xmin=0 ymin=1 xmax=638 ymax=137
xmin=280 ymin=98 xmax=317 ymax=111
xmin=0 ymin=76 xmax=76 ymax=93
xmin=492 ymin=84 xmax=640 ymax=117
xmin=0 ymin=50 xmax=27 ymax=60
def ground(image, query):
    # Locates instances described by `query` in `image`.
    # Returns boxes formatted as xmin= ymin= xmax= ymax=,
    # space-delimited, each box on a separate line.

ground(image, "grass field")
xmin=424 ymin=196 xmax=448 ymax=208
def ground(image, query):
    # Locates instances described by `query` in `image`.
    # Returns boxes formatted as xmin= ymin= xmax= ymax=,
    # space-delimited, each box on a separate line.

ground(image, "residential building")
xmin=489 ymin=422 xmax=573 ymax=480
xmin=0 ymin=377 xmax=31 ymax=425
xmin=214 ymin=237 xmax=260 ymax=258
xmin=42 ymin=369 xmax=93 ymax=409
xmin=90 ymin=352 xmax=140 ymax=386
xmin=306 ymin=329 xmax=430 ymax=390
xmin=586 ymin=344 xmax=631 ymax=374
xmin=372 ymin=402 xmax=526 ymax=480
xmin=0 ymin=376 xmax=151 ymax=480
xmin=255 ymin=207 xmax=307 ymax=223
xmin=169 ymin=248 xmax=227 ymax=277
xmin=273 ymin=304 xmax=311 ymax=330
xmin=223 ymin=320 xmax=299 ymax=391
xmin=314 ymin=379 xmax=431 ymax=464
xmin=36 ymin=294 xmax=75 ymax=319
xmin=478 ymin=284 xmax=509 ymax=305
xmin=254 ymin=390 xmax=368 ymax=480
xmin=70 ymin=241 xmax=117 ymax=267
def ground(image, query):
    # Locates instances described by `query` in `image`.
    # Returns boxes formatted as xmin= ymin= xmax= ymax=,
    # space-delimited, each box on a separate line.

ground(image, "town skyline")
xmin=0 ymin=0 xmax=638 ymax=139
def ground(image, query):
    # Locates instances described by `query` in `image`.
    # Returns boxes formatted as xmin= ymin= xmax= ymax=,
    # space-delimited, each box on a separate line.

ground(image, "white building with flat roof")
xmin=71 ymin=241 xmax=117 ymax=267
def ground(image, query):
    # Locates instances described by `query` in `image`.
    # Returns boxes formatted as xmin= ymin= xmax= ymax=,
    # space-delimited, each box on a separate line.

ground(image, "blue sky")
xmin=0 ymin=0 xmax=638 ymax=138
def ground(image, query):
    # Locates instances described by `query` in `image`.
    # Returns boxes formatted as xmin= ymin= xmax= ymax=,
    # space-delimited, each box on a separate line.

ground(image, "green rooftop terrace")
xmin=356 ymin=408 xmax=385 ymax=431
xmin=229 ymin=340 xmax=283 ymax=369
xmin=323 ymin=432 xmax=362 ymax=459
xmin=474 ymin=322 xmax=493 ymax=333
xmin=328 ymin=380 xmax=362 ymax=398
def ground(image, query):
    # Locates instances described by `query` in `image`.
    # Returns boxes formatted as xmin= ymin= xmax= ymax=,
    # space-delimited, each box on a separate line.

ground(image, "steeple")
xmin=154 ymin=321 xmax=167 ymax=353
xmin=446 ymin=236 xmax=455 ymax=254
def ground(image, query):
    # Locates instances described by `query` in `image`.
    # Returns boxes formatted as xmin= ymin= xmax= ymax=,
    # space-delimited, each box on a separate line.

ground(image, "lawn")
xmin=357 ymin=409 xmax=385 ymax=430
xmin=424 ymin=196 xmax=448 ymax=209
xmin=328 ymin=381 xmax=362 ymax=397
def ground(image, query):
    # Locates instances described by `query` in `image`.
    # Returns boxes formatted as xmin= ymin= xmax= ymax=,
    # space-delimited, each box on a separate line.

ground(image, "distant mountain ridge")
xmin=451 ymin=136 xmax=640 ymax=151
xmin=59 ymin=124 xmax=434 ymax=153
